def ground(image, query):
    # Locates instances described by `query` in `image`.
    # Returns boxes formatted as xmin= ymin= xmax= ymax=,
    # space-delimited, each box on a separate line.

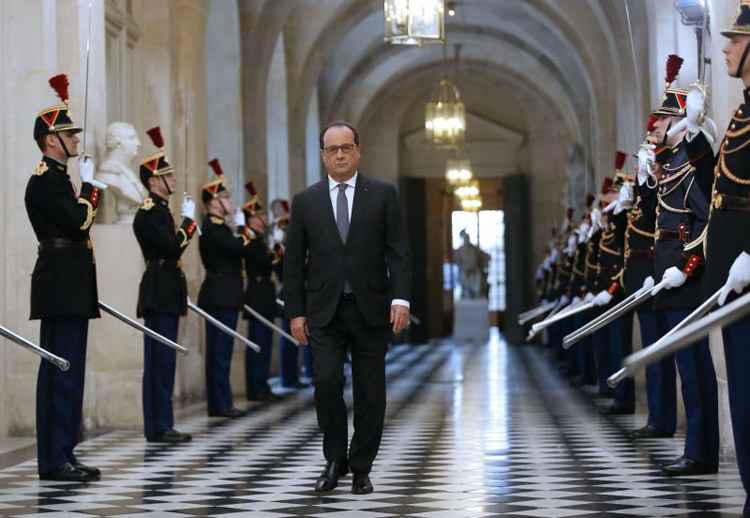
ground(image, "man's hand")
xmin=290 ymin=316 xmax=309 ymax=346
xmin=652 ymin=267 xmax=687 ymax=295
xmin=390 ymin=305 xmax=409 ymax=335
xmin=719 ymin=252 xmax=750 ymax=306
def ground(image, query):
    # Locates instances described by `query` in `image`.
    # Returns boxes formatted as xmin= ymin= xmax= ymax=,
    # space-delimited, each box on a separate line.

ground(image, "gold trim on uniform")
xmin=78 ymin=198 xmax=96 ymax=230
xmin=177 ymin=228 xmax=189 ymax=248
xmin=209 ymin=216 xmax=224 ymax=225
xmin=719 ymin=152 xmax=750 ymax=185
xmin=599 ymin=243 xmax=622 ymax=256
xmin=33 ymin=161 xmax=49 ymax=176
xmin=141 ymin=197 xmax=155 ymax=211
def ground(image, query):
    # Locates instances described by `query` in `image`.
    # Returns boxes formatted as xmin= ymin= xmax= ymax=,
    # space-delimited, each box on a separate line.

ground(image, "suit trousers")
xmin=722 ymin=316 xmax=750 ymax=500
xmin=36 ymin=317 xmax=88 ymax=474
xmin=143 ymin=312 xmax=178 ymax=440
xmin=245 ymin=316 xmax=273 ymax=399
xmin=309 ymin=296 xmax=389 ymax=474
xmin=205 ymin=308 xmax=238 ymax=414
xmin=280 ymin=318 xmax=300 ymax=386
xmin=665 ymin=309 xmax=719 ymax=465
xmin=638 ymin=309 xmax=677 ymax=434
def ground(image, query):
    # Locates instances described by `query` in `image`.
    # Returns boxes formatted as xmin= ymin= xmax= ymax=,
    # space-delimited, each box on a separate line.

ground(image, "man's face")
xmin=249 ymin=214 xmax=266 ymax=233
xmin=49 ymin=131 xmax=80 ymax=158
xmin=723 ymin=35 xmax=750 ymax=77
xmin=321 ymin=126 xmax=360 ymax=180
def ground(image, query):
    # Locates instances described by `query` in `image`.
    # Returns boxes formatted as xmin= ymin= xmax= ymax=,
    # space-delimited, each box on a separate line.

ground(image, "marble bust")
xmin=96 ymin=122 xmax=146 ymax=224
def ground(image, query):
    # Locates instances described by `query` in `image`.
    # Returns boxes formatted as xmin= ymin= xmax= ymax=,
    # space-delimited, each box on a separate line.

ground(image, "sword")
xmin=563 ymin=283 xmax=655 ymax=349
xmin=188 ymin=299 xmax=261 ymax=352
xmin=243 ymin=304 xmax=300 ymax=346
xmin=607 ymin=287 xmax=723 ymax=387
xmin=527 ymin=301 xmax=595 ymax=341
xmin=82 ymin=0 xmax=93 ymax=156
xmin=409 ymin=314 xmax=422 ymax=326
xmin=0 ymin=325 xmax=70 ymax=371
xmin=98 ymin=301 xmax=189 ymax=355
xmin=546 ymin=298 xmax=571 ymax=320
xmin=519 ymin=300 xmax=557 ymax=326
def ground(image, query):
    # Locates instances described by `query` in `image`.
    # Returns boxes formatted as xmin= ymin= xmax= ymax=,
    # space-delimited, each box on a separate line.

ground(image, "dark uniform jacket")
xmin=585 ymin=229 xmax=602 ymax=294
xmin=623 ymin=181 xmax=657 ymax=298
xmin=133 ymin=192 xmax=197 ymax=317
xmin=553 ymin=250 xmax=574 ymax=300
xmin=569 ymin=241 xmax=588 ymax=298
xmin=686 ymin=87 xmax=750 ymax=297
xmin=25 ymin=155 xmax=101 ymax=319
xmin=198 ymin=216 xmax=252 ymax=310
xmin=653 ymin=141 xmax=712 ymax=310
xmin=597 ymin=211 xmax=627 ymax=301
xmin=242 ymin=231 xmax=278 ymax=320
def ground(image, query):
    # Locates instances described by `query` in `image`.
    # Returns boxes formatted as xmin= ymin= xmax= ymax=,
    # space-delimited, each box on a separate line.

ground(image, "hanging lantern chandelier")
xmin=445 ymin=158 xmax=473 ymax=186
xmin=461 ymin=196 xmax=482 ymax=212
xmin=454 ymin=180 xmax=480 ymax=200
xmin=384 ymin=0 xmax=446 ymax=46
xmin=425 ymin=78 xmax=466 ymax=148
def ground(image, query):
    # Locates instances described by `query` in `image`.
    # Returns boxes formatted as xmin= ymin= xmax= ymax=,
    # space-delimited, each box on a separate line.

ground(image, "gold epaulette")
xmin=210 ymin=216 xmax=224 ymax=225
xmin=141 ymin=197 xmax=154 ymax=211
xmin=33 ymin=161 xmax=49 ymax=176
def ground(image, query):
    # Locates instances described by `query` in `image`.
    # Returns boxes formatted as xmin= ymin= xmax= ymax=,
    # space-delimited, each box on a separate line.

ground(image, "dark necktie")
xmin=336 ymin=183 xmax=350 ymax=242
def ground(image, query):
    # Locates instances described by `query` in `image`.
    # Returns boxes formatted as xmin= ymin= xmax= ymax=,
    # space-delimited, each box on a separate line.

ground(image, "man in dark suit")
xmin=284 ymin=121 xmax=411 ymax=495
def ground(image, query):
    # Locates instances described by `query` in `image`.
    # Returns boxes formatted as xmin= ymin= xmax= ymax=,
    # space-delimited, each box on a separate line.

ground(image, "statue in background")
xmin=454 ymin=229 xmax=490 ymax=299
xmin=96 ymin=122 xmax=145 ymax=223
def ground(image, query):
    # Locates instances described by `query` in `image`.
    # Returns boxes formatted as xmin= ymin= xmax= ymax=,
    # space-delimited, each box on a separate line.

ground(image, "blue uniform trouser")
xmin=592 ymin=325 xmax=612 ymax=396
xmin=639 ymin=309 xmax=677 ymax=434
xmin=205 ymin=308 xmax=238 ymax=414
xmin=560 ymin=318 xmax=576 ymax=373
xmin=722 ymin=316 xmax=750 ymax=502
xmin=143 ymin=313 xmax=178 ymax=440
xmin=666 ymin=309 xmax=719 ymax=465
xmin=280 ymin=319 xmax=300 ymax=386
xmin=610 ymin=312 xmax=635 ymax=410
xmin=575 ymin=311 xmax=598 ymax=386
xmin=245 ymin=316 xmax=273 ymax=399
xmin=547 ymin=321 xmax=564 ymax=362
xmin=36 ymin=317 xmax=88 ymax=474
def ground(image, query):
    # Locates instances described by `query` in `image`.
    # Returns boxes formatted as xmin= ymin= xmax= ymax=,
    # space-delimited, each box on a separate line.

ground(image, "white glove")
xmin=78 ymin=156 xmax=108 ymax=190
xmin=584 ymin=292 xmax=594 ymax=303
xmin=577 ymin=221 xmax=590 ymax=242
xmin=180 ymin=196 xmax=196 ymax=220
xmin=593 ymin=290 xmax=613 ymax=307
xmin=718 ymin=252 xmax=750 ymax=306
xmin=637 ymin=144 xmax=656 ymax=186
xmin=590 ymin=208 xmax=602 ymax=231
xmin=652 ymin=266 xmax=687 ymax=295
xmin=603 ymin=200 xmax=617 ymax=213
xmin=686 ymin=85 xmax=705 ymax=137
xmin=559 ymin=295 xmax=570 ymax=306
xmin=234 ymin=207 xmax=246 ymax=228
xmin=641 ymin=275 xmax=655 ymax=291
xmin=614 ymin=183 xmax=634 ymax=214
xmin=565 ymin=234 xmax=577 ymax=256
xmin=571 ymin=296 xmax=582 ymax=306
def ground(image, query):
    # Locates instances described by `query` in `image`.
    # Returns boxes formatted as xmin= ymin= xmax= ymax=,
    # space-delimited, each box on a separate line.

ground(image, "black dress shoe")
xmin=661 ymin=457 xmax=718 ymax=476
xmin=351 ymin=473 xmax=373 ymax=494
xmin=40 ymin=462 xmax=93 ymax=482
xmin=149 ymin=430 xmax=192 ymax=443
xmin=314 ymin=461 xmax=349 ymax=492
xmin=599 ymin=405 xmax=635 ymax=415
xmin=70 ymin=455 xmax=101 ymax=478
xmin=629 ymin=425 xmax=674 ymax=439
xmin=208 ymin=407 xmax=246 ymax=418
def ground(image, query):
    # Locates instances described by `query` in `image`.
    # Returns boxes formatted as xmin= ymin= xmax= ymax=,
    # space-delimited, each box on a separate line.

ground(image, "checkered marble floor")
xmin=0 ymin=332 xmax=746 ymax=517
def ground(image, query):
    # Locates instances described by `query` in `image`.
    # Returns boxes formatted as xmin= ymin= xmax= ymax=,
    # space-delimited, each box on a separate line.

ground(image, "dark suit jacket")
xmin=283 ymin=173 xmax=411 ymax=328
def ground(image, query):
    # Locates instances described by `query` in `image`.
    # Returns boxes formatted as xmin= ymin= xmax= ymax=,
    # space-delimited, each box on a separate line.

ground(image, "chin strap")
xmin=160 ymin=175 xmax=172 ymax=196
xmin=661 ymin=120 xmax=672 ymax=147
xmin=55 ymin=133 xmax=74 ymax=159
xmin=218 ymin=198 xmax=230 ymax=217
xmin=737 ymin=40 xmax=750 ymax=78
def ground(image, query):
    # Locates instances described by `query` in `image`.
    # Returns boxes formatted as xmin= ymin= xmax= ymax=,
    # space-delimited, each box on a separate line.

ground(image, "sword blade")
xmin=188 ymin=300 xmax=261 ymax=352
xmin=98 ymin=301 xmax=189 ymax=355
xmin=528 ymin=301 xmax=595 ymax=340
xmin=0 ymin=325 xmax=69 ymax=371
xmin=243 ymin=304 xmax=300 ymax=346
xmin=82 ymin=0 xmax=93 ymax=155
xmin=608 ymin=288 xmax=723 ymax=387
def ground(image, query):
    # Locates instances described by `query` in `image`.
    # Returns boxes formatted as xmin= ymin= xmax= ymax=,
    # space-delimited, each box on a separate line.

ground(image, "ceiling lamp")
xmin=426 ymin=79 xmax=466 ymax=148
xmin=445 ymin=158 xmax=473 ymax=186
xmin=454 ymin=180 xmax=480 ymax=200
xmin=384 ymin=0 xmax=445 ymax=46
xmin=461 ymin=195 xmax=482 ymax=212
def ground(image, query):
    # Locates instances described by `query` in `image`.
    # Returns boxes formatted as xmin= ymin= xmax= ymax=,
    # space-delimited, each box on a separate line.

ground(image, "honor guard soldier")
xmin=272 ymin=199 xmax=312 ymax=387
xmin=241 ymin=182 xmax=282 ymax=402
xmin=584 ymin=190 xmax=609 ymax=396
xmin=26 ymin=75 xmax=105 ymax=481
xmin=133 ymin=127 xmax=197 ymax=443
xmin=595 ymin=154 xmax=636 ymax=415
xmin=649 ymin=54 xmax=719 ymax=476
xmin=199 ymin=159 xmax=251 ymax=418
xmin=682 ymin=4 xmax=750 ymax=513
xmin=627 ymin=130 xmax=677 ymax=440
xmin=546 ymin=209 xmax=575 ymax=360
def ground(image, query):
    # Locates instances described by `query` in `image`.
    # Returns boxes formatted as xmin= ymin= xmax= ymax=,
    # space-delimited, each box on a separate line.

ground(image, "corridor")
xmin=0 ymin=335 xmax=744 ymax=517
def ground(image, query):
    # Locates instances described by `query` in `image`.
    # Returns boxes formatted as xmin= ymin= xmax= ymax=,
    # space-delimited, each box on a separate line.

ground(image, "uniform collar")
xmin=148 ymin=191 xmax=169 ymax=207
xmin=328 ymin=171 xmax=358 ymax=192
xmin=42 ymin=155 xmax=68 ymax=172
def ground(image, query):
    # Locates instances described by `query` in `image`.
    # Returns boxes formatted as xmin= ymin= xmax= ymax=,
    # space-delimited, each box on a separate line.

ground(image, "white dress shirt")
xmin=327 ymin=172 xmax=409 ymax=310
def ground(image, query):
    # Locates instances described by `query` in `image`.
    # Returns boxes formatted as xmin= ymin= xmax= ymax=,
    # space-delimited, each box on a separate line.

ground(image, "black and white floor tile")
xmin=0 ymin=332 xmax=745 ymax=517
